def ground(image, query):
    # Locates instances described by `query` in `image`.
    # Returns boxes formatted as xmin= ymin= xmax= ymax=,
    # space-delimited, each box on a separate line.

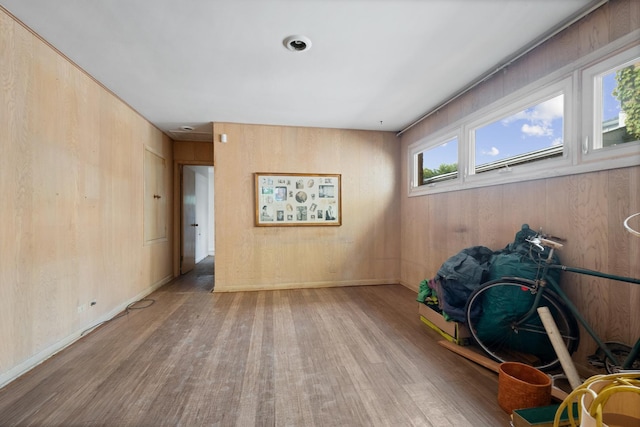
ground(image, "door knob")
xmin=191 ymin=223 xmax=198 ymax=227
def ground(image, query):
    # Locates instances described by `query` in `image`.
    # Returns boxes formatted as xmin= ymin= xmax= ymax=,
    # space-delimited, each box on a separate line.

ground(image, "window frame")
xmin=464 ymin=77 xmax=573 ymax=188
xmin=580 ymin=44 xmax=640 ymax=166
xmin=409 ymin=76 xmax=574 ymax=196
xmin=408 ymin=30 xmax=640 ymax=197
xmin=408 ymin=129 xmax=461 ymax=195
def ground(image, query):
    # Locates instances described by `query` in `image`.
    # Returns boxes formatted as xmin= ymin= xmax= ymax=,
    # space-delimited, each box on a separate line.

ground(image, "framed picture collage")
xmin=255 ymin=172 xmax=341 ymax=227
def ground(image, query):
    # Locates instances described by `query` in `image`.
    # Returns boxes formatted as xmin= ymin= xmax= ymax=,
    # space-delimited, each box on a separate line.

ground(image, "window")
xmin=408 ymin=35 xmax=640 ymax=197
xmin=583 ymin=48 xmax=640 ymax=159
xmin=409 ymin=131 xmax=460 ymax=191
xmin=473 ymin=94 xmax=564 ymax=174
xmin=600 ymin=69 xmax=635 ymax=148
xmin=418 ymin=137 xmax=458 ymax=185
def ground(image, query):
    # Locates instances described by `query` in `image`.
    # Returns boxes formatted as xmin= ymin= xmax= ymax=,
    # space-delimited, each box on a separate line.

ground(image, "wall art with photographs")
xmin=255 ymin=172 xmax=341 ymax=226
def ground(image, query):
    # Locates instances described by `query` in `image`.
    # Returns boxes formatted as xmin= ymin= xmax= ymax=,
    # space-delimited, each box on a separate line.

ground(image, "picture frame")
xmin=255 ymin=172 xmax=341 ymax=226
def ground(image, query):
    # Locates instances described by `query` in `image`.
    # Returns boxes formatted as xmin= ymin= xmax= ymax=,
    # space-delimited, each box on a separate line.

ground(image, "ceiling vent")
xmin=283 ymin=35 xmax=312 ymax=52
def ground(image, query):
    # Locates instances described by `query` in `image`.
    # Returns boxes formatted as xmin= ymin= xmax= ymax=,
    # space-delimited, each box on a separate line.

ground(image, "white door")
xmin=195 ymin=171 xmax=208 ymax=263
xmin=181 ymin=166 xmax=196 ymax=274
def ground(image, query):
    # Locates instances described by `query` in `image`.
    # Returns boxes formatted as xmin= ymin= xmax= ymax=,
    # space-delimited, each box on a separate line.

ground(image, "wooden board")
xmin=437 ymin=340 xmax=501 ymax=372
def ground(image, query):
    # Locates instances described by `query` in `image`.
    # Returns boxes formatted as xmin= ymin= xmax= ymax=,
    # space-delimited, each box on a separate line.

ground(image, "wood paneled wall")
xmin=173 ymin=140 xmax=214 ymax=164
xmin=399 ymin=0 xmax=640 ymax=371
xmin=212 ymin=123 xmax=400 ymax=292
xmin=0 ymin=8 xmax=174 ymax=386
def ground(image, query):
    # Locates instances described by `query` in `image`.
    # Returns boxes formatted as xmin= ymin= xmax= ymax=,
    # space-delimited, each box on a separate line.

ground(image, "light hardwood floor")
xmin=0 ymin=258 xmax=510 ymax=426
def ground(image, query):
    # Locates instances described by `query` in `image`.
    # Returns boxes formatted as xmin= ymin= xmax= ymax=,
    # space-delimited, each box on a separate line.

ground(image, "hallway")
xmin=167 ymin=256 xmax=215 ymax=293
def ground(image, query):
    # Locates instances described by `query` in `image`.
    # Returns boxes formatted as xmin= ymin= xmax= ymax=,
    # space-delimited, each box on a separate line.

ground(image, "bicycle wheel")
xmin=465 ymin=279 xmax=579 ymax=371
xmin=603 ymin=342 xmax=640 ymax=373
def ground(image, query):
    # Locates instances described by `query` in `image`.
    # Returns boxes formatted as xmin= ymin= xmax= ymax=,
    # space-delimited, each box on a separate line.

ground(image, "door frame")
xmin=172 ymin=160 xmax=214 ymax=278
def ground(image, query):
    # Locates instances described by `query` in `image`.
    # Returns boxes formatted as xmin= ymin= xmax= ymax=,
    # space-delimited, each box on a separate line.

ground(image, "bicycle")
xmin=464 ymin=224 xmax=640 ymax=373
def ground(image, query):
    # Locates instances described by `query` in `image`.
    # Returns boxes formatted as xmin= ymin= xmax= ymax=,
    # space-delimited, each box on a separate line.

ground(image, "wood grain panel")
xmin=173 ymin=140 xmax=213 ymax=163
xmin=579 ymin=5 xmax=611 ymax=55
xmin=399 ymin=0 xmax=640 ymax=371
xmin=1 ymin=7 xmax=173 ymax=388
xmin=633 ymin=0 xmax=640 ymax=32
xmin=402 ymin=169 xmax=639 ymax=371
xmin=628 ymin=167 xmax=640 ymax=338
xmin=476 ymin=185 xmax=505 ymax=249
xmin=213 ymin=123 xmax=401 ymax=292
xmin=606 ymin=167 xmax=633 ymax=342
xmin=609 ymin=0 xmax=633 ymax=40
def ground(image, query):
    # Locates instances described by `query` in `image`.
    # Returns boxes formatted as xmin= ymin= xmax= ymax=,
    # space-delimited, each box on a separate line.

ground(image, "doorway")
xmin=180 ymin=165 xmax=215 ymax=290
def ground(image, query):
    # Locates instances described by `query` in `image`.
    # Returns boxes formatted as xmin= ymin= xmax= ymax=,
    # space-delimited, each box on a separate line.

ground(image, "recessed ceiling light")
xmin=180 ymin=125 xmax=194 ymax=131
xmin=283 ymin=35 xmax=312 ymax=52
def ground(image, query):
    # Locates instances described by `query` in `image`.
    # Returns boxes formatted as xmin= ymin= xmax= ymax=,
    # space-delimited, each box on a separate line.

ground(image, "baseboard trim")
xmin=0 ymin=274 xmax=173 ymax=389
xmin=213 ymin=279 xmax=401 ymax=293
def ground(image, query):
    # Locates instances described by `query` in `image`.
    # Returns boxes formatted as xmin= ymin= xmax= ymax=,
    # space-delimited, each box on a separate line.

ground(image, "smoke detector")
xmin=283 ymin=35 xmax=312 ymax=52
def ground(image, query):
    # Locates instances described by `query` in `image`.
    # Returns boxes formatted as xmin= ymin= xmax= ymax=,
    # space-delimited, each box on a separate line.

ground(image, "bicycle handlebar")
xmin=539 ymin=237 xmax=563 ymax=249
xmin=526 ymin=235 xmax=564 ymax=251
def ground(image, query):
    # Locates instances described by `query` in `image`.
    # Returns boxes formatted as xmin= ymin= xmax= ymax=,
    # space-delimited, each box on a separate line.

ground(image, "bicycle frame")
xmin=515 ymin=247 xmax=640 ymax=370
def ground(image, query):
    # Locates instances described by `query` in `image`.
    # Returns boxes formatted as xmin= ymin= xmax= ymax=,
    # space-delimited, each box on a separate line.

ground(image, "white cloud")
xmin=502 ymin=95 xmax=563 ymax=139
xmin=522 ymin=123 xmax=552 ymax=137
xmin=503 ymin=95 xmax=563 ymax=125
xmin=551 ymin=137 xmax=563 ymax=146
xmin=482 ymin=147 xmax=500 ymax=156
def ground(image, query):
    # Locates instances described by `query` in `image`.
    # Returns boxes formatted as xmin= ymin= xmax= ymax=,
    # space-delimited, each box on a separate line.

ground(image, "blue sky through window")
xmin=474 ymin=94 xmax=564 ymax=166
xmin=422 ymin=138 xmax=458 ymax=170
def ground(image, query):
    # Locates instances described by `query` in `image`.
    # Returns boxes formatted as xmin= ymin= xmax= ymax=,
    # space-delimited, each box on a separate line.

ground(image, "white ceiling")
xmin=1 ymin=0 xmax=603 ymax=141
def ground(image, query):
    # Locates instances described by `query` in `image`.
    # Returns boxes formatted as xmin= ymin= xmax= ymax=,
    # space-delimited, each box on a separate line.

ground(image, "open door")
xmin=181 ymin=166 xmax=197 ymax=274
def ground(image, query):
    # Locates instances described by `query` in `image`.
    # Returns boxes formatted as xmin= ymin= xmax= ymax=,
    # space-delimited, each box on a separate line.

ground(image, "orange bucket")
xmin=497 ymin=362 xmax=551 ymax=414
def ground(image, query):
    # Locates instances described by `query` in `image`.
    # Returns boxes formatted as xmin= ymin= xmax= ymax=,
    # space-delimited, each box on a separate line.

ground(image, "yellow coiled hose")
xmin=553 ymin=373 xmax=640 ymax=427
